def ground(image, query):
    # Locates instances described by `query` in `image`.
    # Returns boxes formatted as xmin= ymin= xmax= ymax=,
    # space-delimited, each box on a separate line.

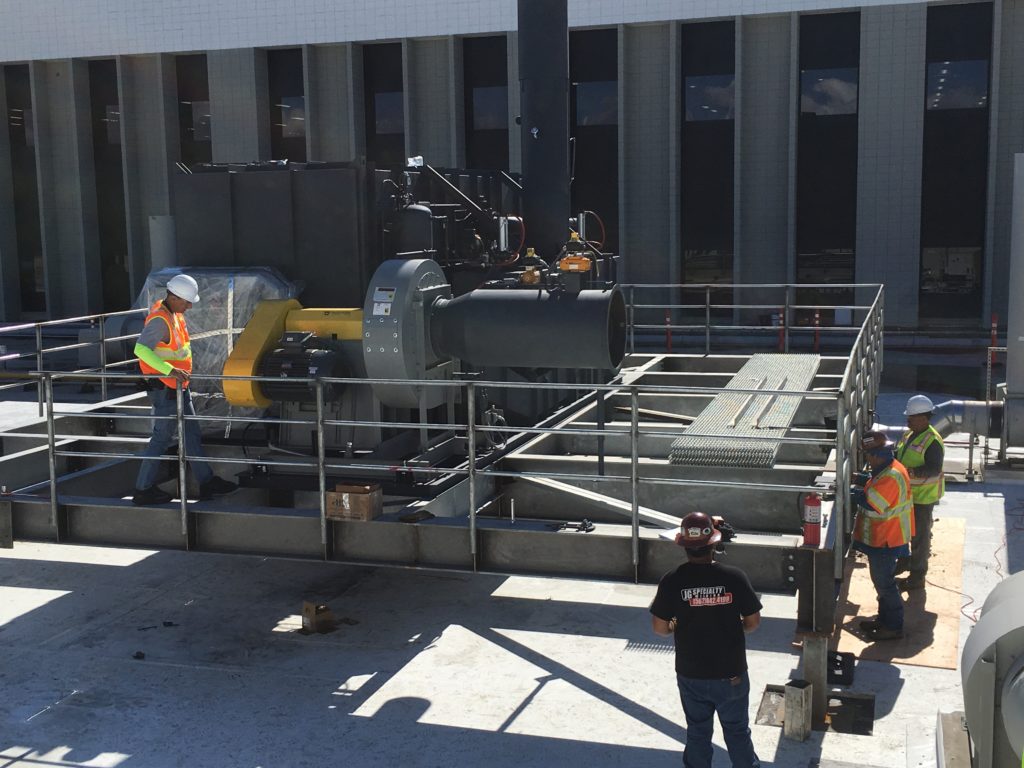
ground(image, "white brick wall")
xmin=1 ymin=0 xmax=935 ymax=64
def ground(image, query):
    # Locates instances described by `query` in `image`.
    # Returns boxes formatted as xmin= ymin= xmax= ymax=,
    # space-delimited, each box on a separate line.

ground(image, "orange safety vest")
xmin=853 ymin=459 xmax=916 ymax=548
xmin=138 ymin=301 xmax=193 ymax=389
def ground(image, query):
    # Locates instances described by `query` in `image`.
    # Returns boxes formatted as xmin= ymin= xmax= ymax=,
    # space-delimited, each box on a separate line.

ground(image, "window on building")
xmin=176 ymin=54 xmax=211 ymax=166
xmin=463 ymin=36 xmax=509 ymax=170
xmin=363 ymin=43 xmax=405 ymax=169
xmin=88 ymin=59 xmax=129 ymax=311
xmin=919 ymin=2 xmax=992 ymax=321
xmin=570 ymin=28 xmax=619 ymax=252
xmin=267 ymin=48 xmax=306 ymax=162
xmin=681 ymin=20 xmax=735 ymax=302
xmin=4 ymin=64 xmax=45 ymax=313
xmin=796 ymin=12 xmax=860 ymax=320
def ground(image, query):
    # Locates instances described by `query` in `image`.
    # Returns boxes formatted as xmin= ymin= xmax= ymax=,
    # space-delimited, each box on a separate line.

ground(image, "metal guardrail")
xmin=986 ymin=345 xmax=1008 ymax=464
xmin=2 ymin=283 xmax=884 ymax=583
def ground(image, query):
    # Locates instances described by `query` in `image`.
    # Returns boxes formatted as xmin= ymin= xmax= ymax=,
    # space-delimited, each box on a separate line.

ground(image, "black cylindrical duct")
xmin=430 ymin=288 xmax=626 ymax=370
xmin=518 ymin=0 xmax=570 ymax=261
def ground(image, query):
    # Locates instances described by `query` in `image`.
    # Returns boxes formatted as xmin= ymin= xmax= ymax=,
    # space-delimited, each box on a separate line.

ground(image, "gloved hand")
xmin=850 ymin=486 xmax=867 ymax=508
xmin=851 ymin=472 xmax=870 ymax=488
xmin=715 ymin=520 xmax=737 ymax=542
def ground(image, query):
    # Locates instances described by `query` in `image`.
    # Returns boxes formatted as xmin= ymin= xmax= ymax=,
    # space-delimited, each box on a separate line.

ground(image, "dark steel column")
xmin=518 ymin=0 xmax=570 ymax=260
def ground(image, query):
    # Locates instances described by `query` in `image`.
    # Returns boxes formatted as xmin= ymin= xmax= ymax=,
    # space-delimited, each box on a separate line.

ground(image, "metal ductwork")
xmin=962 ymin=571 xmax=1024 ymax=767
xmin=517 ymin=0 xmax=570 ymax=260
xmin=431 ymin=287 xmax=626 ymax=371
xmin=874 ymin=400 xmax=1003 ymax=442
xmin=362 ymin=258 xmax=625 ymax=408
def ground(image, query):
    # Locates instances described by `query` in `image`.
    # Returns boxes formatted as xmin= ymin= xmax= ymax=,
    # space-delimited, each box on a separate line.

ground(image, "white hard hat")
xmin=166 ymin=274 xmax=200 ymax=303
xmin=904 ymin=394 xmax=934 ymax=416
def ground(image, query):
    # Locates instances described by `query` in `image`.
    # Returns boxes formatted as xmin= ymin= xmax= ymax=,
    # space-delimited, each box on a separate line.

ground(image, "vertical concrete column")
xmin=119 ymin=54 xmax=177 ymax=295
xmin=666 ymin=24 xmax=681 ymax=288
xmin=854 ymin=5 xmax=926 ymax=326
xmin=307 ymin=43 xmax=356 ymax=161
xmin=983 ymin=0 xmax=1003 ymax=324
xmin=989 ymin=0 xmax=1024 ymax=328
xmin=733 ymin=17 xmax=744 ymax=325
xmin=620 ymin=23 xmax=673 ymax=284
xmin=449 ymin=36 xmax=465 ymax=167
xmin=208 ymin=49 xmax=270 ymax=163
xmin=0 ymin=72 xmax=20 ymax=319
xmin=349 ymin=44 xmax=365 ymax=161
xmin=738 ymin=16 xmax=791 ymax=288
xmin=507 ymin=31 xmax=521 ymax=174
xmin=406 ymin=38 xmax=455 ymax=166
xmin=31 ymin=60 xmax=103 ymax=317
xmin=786 ymin=14 xmax=799 ymax=285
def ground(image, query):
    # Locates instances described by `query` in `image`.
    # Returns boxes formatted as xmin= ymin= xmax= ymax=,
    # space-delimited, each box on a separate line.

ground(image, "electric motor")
xmin=257 ymin=332 xmax=348 ymax=402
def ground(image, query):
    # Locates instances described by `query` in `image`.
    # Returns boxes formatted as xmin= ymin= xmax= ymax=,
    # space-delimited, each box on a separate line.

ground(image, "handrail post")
xmin=36 ymin=325 xmax=44 ymax=417
xmin=704 ymin=285 xmax=711 ymax=355
xmin=99 ymin=315 xmax=108 ymax=402
xmin=834 ymin=392 xmax=847 ymax=581
xmin=44 ymin=373 xmax=59 ymax=536
xmin=467 ymin=381 xmax=478 ymax=571
xmin=176 ymin=380 xmax=190 ymax=549
xmin=783 ymin=286 xmax=791 ymax=353
xmin=628 ymin=286 xmax=636 ymax=354
xmin=630 ymin=385 xmax=640 ymax=584
xmin=316 ymin=379 xmax=330 ymax=559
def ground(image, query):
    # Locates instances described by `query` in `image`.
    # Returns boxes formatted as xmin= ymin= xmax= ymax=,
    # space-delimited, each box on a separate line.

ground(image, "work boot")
xmin=897 ymin=576 xmax=926 ymax=592
xmin=133 ymin=486 xmax=173 ymax=506
xmin=858 ymin=618 xmax=883 ymax=632
xmin=198 ymin=476 xmax=238 ymax=501
xmin=866 ymin=625 xmax=904 ymax=641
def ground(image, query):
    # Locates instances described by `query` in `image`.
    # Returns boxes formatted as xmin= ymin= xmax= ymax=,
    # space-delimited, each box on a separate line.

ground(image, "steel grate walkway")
xmin=669 ymin=354 xmax=820 ymax=468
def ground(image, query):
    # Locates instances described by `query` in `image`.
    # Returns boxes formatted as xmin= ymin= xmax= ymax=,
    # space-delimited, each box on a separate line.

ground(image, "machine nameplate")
xmin=373 ymin=302 xmax=393 ymax=316
xmin=373 ymin=287 xmax=396 ymax=302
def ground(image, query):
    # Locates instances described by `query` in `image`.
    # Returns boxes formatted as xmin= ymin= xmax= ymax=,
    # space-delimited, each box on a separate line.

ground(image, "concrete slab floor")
xmin=3 ymin=391 xmax=1024 ymax=767
xmin=2 ymin=470 xmax=1022 ymax=768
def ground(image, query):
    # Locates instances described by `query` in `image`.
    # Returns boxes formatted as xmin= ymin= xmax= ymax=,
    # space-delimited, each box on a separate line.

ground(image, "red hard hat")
xmin=676 ymin=511 xmax=722 ymax=549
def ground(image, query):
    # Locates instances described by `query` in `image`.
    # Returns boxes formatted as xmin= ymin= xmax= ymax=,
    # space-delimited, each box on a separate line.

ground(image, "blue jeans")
xmin=863 ymin=546 xmax=903 ymax=631
xmin=135 ymin=386 xmax=212 ymax=491
xmin=677 ymin=672 xmax=760 ymax=768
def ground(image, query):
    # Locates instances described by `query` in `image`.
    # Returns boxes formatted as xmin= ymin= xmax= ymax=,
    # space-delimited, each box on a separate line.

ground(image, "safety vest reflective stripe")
xmin=138 ymin=302 xmax=193 ymax=389
xmin=854 ymin=461 xmax=915 ymax=548
xmin=897 ymin=425 xmax=945 ymax=504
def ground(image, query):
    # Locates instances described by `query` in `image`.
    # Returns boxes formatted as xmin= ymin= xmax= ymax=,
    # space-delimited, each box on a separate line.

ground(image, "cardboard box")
xmin=325 ymin=483 xmax=382 ymax=521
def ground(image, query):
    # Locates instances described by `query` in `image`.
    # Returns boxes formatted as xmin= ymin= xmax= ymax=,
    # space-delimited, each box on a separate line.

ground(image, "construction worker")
xmin=650 ymin=511 xmax=762 ymax=768
xmin=853 ymin=431 xmax=915 ymax=641
xmin=895 ymin=394 xmax=945 ymax=591
xmin=132 ymin=274 xmax=237 ymax=505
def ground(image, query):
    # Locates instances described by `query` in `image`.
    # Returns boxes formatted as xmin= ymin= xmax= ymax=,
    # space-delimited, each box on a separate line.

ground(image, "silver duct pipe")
xmin=874 ymin=400 xmax=1003 ymax=441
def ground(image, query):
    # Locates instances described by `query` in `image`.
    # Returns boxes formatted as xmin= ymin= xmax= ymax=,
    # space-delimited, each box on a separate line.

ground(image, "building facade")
xmin=0 ymin=0 xmax=1019 ymax=332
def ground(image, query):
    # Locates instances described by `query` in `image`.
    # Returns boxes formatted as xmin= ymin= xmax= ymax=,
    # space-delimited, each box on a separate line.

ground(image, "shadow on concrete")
xmin=0 ymin=548 xmax=790 ymax=767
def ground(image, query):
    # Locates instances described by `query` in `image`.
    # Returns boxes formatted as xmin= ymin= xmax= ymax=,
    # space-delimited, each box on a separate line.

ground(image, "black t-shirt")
xmin=650 ymin=561 xmax=762 ymax=679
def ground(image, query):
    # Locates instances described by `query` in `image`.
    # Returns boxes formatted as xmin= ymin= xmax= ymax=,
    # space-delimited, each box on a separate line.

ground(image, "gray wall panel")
xmin=406 ymin=38 xmax=454 ymax=166
xmin=208 ymin=49 xmax=270 ymax=163
xmin=172 ymin=172 xmax=233 ymax=266
xmin=232 ymin=170 xmax=293 ymax=269
xmin=738 ymin=15 xmax=791 ymax=288
xmin=621 ymin=23 xmax=672 ymax=284
xmin=855 ymin=4 xmax=926 ymax=326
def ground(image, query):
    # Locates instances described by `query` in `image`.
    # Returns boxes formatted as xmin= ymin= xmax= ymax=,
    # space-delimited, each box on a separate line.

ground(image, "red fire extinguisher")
xmin=802 ymin=493 xmax=822 ymax=547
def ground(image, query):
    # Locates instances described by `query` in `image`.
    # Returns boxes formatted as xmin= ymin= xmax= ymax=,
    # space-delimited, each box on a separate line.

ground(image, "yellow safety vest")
xmin=896 ymin=425 xmax=944 ymax=505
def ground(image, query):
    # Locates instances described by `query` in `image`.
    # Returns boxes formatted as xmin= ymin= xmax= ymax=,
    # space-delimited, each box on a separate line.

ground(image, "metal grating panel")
xmin=669 ymin=354 xmax=820 ymax=468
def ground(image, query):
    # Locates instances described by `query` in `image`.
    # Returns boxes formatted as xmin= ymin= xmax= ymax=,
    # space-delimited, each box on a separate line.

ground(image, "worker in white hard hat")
xmin=132 ymin=274 xmax=237 ymax=505
xmin=894 ymin=394 xmax=945 ymax=591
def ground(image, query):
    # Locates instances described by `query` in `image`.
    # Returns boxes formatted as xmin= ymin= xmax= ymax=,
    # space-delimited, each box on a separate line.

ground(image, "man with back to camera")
xmin=650 ymin=511 xmax=762 ymax=768
xmin=852 ymin=431 xmax=915 ymax=641
xmin=132 ymin=273 xmax=237 ymax=505
xmin=894 ymin=394 xmax=945 ymax=592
